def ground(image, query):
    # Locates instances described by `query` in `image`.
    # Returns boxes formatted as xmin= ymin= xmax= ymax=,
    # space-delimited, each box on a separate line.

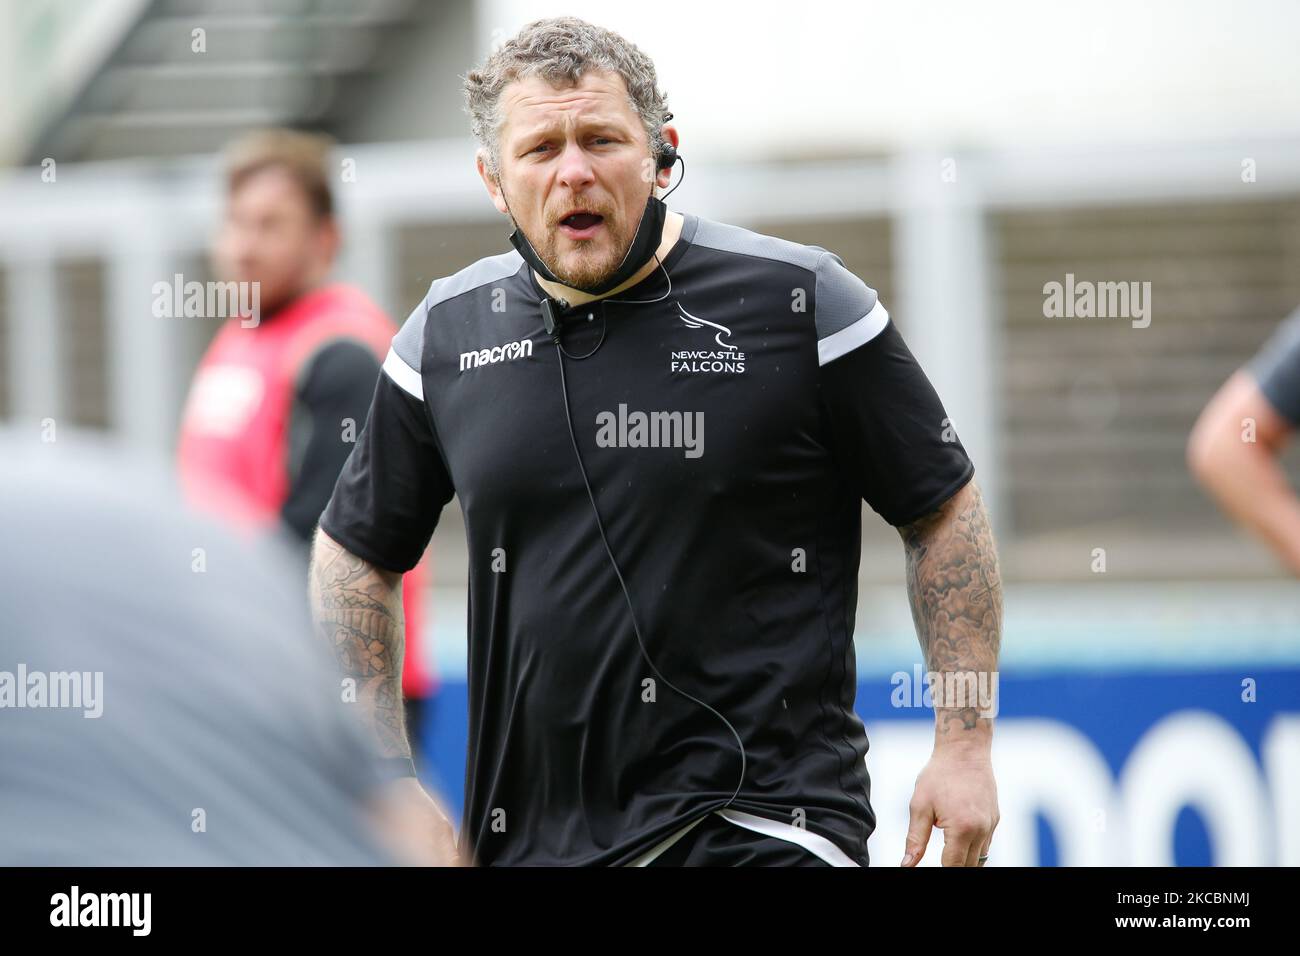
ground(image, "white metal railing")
xmin=5 ymin=134 xmax=1300 ymax=535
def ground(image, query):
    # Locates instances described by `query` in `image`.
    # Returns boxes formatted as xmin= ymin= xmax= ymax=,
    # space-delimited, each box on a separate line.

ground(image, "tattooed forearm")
xmin=898 ymin=480 xmax=1003 ymax=742
xmin=309 ymin=529 xmax=410 ymax=757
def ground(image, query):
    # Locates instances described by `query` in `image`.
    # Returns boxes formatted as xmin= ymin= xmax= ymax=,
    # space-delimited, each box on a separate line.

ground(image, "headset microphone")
xmin=541 ymin=297 xmax=569 ymax=337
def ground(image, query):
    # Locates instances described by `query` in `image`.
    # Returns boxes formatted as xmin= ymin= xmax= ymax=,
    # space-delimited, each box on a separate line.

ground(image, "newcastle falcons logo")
xmin=672 ymin=302 xmax=746 ymax=374
xmin=677 ymin=302 xmax=737 ymax=350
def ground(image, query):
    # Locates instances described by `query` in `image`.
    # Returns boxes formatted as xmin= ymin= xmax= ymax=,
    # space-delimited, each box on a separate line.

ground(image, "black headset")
xmin=654 ymin=114 xmax=678 ymax=172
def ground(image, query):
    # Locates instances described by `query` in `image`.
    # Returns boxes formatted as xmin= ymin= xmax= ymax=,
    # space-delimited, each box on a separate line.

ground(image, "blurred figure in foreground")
xmin=1189 ymin=305 xmax=1300 ymax=575
xmin=175 ymin=129 xmax=437 ymax=766
xmin=0 ymin=433 xmax=456 ymax=864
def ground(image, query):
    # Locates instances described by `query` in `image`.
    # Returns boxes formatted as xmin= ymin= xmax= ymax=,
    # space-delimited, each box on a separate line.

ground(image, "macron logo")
xmin=459 ymin=336 xmax=534 ymax=372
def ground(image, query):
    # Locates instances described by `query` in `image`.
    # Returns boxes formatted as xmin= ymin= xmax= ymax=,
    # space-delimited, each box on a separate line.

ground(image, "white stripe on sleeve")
xmin=381 ymin=347 xmax=423 ymax=400
xmin=817 ymin=300 xmax=890 ymax=367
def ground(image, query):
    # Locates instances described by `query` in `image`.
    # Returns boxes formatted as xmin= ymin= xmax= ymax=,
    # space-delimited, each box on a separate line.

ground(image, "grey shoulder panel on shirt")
xmin=689 ymin=216 xmax=880 ymax=344
xmin=391 ymin=249 xmax=526 ymax=373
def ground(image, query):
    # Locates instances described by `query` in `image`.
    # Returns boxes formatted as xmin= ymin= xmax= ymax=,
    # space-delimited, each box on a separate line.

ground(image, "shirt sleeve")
xmin=318 ymin=309 xmax=455 ymax=573
xmin=813 ymin=251 xmax=975 ymax=526
xmin=282 ymin=340 xmax=383 ymax=544
xmin=1246 ymin=304 xmax=1300 ymax=427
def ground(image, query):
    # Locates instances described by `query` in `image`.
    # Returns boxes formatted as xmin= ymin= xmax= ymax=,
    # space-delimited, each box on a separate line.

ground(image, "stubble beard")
xmin=528 ymin=208 xmax=636 ymax=292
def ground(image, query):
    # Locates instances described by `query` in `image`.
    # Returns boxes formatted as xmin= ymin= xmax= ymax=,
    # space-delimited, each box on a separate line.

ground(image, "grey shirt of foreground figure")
xmin=0 ymin=431 xmax=393 ymax=865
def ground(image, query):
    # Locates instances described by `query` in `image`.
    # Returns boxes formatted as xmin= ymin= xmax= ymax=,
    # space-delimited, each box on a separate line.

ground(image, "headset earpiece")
xmin=656 ymin=142 xmax=677 ymax=171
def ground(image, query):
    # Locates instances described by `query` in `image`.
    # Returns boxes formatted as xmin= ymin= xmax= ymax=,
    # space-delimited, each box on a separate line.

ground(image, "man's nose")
xmin=555 ymin=140 xmax=596 ymax=191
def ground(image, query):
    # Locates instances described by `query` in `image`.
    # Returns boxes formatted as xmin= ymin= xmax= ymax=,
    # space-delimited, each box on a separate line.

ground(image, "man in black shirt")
xmin=311 ymin=16 xmax=1003 ymax=867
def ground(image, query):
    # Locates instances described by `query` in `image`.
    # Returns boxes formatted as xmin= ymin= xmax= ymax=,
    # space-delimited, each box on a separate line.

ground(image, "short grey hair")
xmin=464 ymin=17 xmax=670 ymax=180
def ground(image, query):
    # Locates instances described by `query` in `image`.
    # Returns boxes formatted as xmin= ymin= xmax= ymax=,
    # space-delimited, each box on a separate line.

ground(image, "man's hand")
xmin=897 ymin=479 xmax=1003 ymax=867
xmin=369 ymin=777 xmax=470 ymax=866
xmin=902 ymin=747 xmax=999 ymax=867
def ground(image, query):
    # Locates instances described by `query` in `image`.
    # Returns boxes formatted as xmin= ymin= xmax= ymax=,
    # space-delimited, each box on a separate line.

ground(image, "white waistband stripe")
xmin=716 ymin=808 xmax=861 ymax=866
xmin=625 ymin=808 xmax=860 ymax=867
xmin=626 ymin=813 xmax=711 ymax=866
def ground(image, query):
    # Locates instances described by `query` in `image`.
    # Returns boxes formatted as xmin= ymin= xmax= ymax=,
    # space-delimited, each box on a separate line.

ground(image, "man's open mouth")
xmin=559 ymin=211 xmax=605 ymax=238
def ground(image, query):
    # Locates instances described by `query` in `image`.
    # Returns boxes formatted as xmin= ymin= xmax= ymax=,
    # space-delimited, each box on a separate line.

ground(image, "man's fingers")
xmin=976 ymin=811 xmax=1000 ymax=867
xmin=901 ymin=799 xmax=935 ymax=866
xmin=950 ymin=817 xmax=995 ymax=866
xmin=942 ymin=826 xmax=977 ymax=867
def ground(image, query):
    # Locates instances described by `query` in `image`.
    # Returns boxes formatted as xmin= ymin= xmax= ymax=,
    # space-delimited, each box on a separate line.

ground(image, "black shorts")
xmin=646 ymin=812 xmax=832 ymax=867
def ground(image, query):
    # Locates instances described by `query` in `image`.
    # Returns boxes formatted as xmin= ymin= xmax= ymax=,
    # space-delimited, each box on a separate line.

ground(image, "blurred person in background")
xmin=175 ymin=129 xmax=438 ymax=771
xmin=1189 ymin=304 xmax=1300 ymax=576
xmin=0 ymin=433 xmax=457 ymax=865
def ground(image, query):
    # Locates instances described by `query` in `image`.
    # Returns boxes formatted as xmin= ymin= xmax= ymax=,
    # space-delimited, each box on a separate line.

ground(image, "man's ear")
xmin=477 ymin=152 xmax=510 ymax=216
xmin=656 ymin=124 xmax=680 ymax=191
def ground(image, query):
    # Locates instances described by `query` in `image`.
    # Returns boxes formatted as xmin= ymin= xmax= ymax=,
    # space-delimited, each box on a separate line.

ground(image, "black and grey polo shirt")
xmin=320 ymin=210 xmax=975 ymax=866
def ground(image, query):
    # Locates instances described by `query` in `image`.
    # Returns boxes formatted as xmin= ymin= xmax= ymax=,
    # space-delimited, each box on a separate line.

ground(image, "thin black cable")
xmin=554 ymin=312 xmax=607 ymax=360
xmin=603 ymin=154 xmax=682 ymax=307
xmin=549 ymin=323 xmax=747 ymax=808
xmin=606 ymin=250 xmax=672 ymax=307
xmin=661 ymin=153 xmax=685 ymax=202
